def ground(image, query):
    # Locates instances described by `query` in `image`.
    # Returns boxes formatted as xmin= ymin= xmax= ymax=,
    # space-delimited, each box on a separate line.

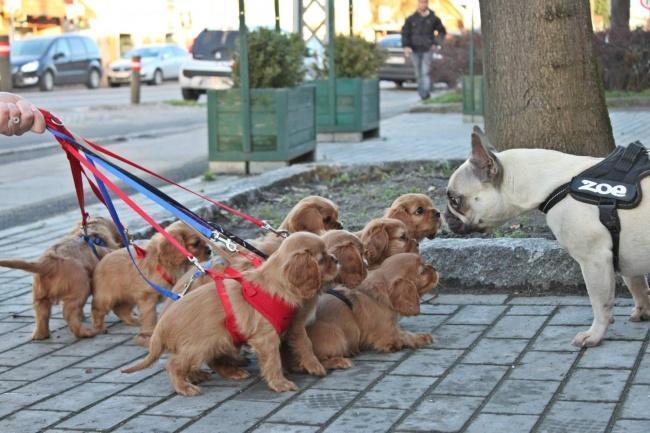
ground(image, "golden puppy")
xmin=385 ymin=193 xmax=441 ymax=241
xmin=167 ymin=195 xmax=343 ymax=302
xmin=122 ymin=232 xmax=338 ymax=395
xmin=307 ymin=253 xmax=438 ymax=370
xmin=91 ymin=221 xmax=211 ymax=345
xmin=283 ymin=230 xmax=366 ymax=376
xmin=357 ymin=218 xmax=419 ymax=269
xmin=0 ymin=216 xmax=122 ymax=340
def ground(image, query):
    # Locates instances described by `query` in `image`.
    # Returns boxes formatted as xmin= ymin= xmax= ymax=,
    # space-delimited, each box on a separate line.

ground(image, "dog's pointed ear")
xmin=362 ymin=224 xmax=389 ymax=266
xmin=389 ymin=278 xmax=420 ymax=316
xmin=470 ymin=126 xmax=501 ymax=183
xmin=284 ymin=250 xmax=321 ymax=294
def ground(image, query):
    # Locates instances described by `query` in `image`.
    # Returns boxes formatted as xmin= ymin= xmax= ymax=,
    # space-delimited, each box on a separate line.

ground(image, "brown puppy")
xmin=91 ymin=221 xmax=211 ymax=345
xmin=307 ymin=253 xmax=438 ymax=370
xmin=283 ymin=230 xmax=367 ymax=376
xmin=357 ymin=218 xmax=419 ymax=269
xmin=167 ymin=195 xmax=343 ymax=302
xmin=385 ymin=193 xmax=441 ymax=241
xmin=0 ymin=216 xmax=122 ymax=340
xmin=122 ymin=232 xmax=338 ymax=395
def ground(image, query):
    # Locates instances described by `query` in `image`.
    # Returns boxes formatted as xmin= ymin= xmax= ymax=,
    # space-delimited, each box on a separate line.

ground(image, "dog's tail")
xmin=121 ymin=333 xmax=164 ymax=374
xmin=0 ymin=259 xmax=43 ymax=274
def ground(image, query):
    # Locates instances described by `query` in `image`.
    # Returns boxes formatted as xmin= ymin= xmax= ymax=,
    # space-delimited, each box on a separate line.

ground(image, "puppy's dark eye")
xmin=400 ymin=234 xmax=407 ymax=240
xmin=324 ymin=216 xmax=332 ymax=223
xmin=415 ymin=207 xmax=424 ymax=215
xmin=449 ymin=195 xmax=461 ymax=209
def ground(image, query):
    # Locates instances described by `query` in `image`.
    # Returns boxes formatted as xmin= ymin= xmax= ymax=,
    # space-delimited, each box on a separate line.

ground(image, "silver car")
xmin=107 ymin=44 xmax=188 ymax=87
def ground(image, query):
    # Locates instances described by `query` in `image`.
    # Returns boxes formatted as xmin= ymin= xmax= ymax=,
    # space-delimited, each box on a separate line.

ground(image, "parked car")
xmin=179 ymin=29 xmax=238 ymax=101
xmin=11 ymin=34 xmax=102 ymax=91
xmin=377 ymin=34 xmax=443 ymax=88
xmin=107 ymin=44 xmax=188 ymax=87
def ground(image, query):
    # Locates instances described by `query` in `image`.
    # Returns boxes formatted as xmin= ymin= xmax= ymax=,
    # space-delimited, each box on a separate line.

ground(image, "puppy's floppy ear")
xmin=157 ymin=229 xmax=187 ymax=268
xmin=388 ymin=278 xmax=420 ymax=316
xmin=385 ymin=204 xmax=409 ymax=222
xmin=334 ymin=244 xmax=366 ymax=289
xmin=470 ymin=126 xmax=501 ymax=183
xmin=284 ymin=206 xmax=324 ymax=233
xmin=284 ymin=250 xmax=321 ymax=294
xmin=362 ymin=224 xmax=389 ymax=265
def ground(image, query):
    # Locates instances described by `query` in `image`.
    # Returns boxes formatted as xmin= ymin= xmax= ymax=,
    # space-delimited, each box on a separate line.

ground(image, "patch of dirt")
xmin=209 ymin=161 xmax=554 ymax=241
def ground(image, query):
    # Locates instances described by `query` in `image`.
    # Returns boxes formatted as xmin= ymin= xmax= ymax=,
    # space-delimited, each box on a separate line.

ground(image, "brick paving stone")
xmin=118 ymin=371 xmax=176 ymax=397
xmin=355 ymin=351 xmax=405 ymax=362
xmin=420 ymin=304 xmax=458 ymax=315
xmin=548 ymin=306 xmax=594 ymax=325
xmin=462 ymin=338 xmax=529 ymax=365
xmin=311 ymin=361 xmax=390 ymax=391
xmin=537 ymin=401 xmax=615 ymax=433
xmin=250 ymin=424 xmax=319 ymax=433
xmin=508 ymin=297 xmax=591 ymax=306
xmin=483 ymin=379 xmax=559 ymax=415
xmin=0 ymin=379 xmax=25 ymax=394
xmin=53 ymin=334 xmax=132 ymax=357
xmin=399 ymin=314 xmax=446 ymax=332
xmin=397 ymin=395 xmax=483 ymax=432
xmin=57 ymin=395 xmax=161 ymax=430
xmin=0 ymin=409 xmax=70 ymax=433
xmin=446 ymin=305 xmax=507 ymax=325
xmin=620 ymin=384 xmax=650 ymax=419
xmin=76 ymin=344 xmax=146 ymax=369
xmin=0 ymin=342 xmax=65 ymax=366
xmin=465 ymin=413 xmax=538 ymax=433
xmin=433 ymin=364 xmax=508 ymax=397
xmin=610 ymin=419 xmax=650 ymax=433
xmin=146 ymin=386 xmax=239 ymax=418
xmin=268 ymin=389 xmax=357 ymax=425
xmin=0 ymin=354 xmax=82 ymax=381
xmin=322 ymin=407 xmax=404 ymax=433
xmin=356 ymin=374 xmax=437 ymax=409
xmin=531 ymin=326 xmax=584 ymax=352
xmin=9 ymin=367 xmax=108 ymax=402
xmin=32 ymin=382 xmax=128 ymax=412
xmin=392 ymin=349 xmax=463 ymax=377
xmin=486 ymin=315 xmax=547 ymax=339
xmin=0 ymin=322 xmax=28 ymax=335
xmin=578 ymin=340 xmax=643 ymax=369
xmin=432 ymin=325 xmax=486 ymax=349
xmin=235 ymin=397 xmax=316 ymax=431
xmin=112 ymin=414 xmax=189 ymax=433
xmin=433 ymin=294 xmax=509 ymax=305
xmin=234 ymin=374 xmax=317 ymax=403
xmin=607 ymin=319 xmax=650 ymax=341
xmin=510 ymin=351 xmax=578 ymax=381
xmin=559 ymin=368 xmax=630 ymax=402
xmin=92 ymin=362 xmax=163 ymax=384
xmin=633 ymin=352 xmax=650 ymax=384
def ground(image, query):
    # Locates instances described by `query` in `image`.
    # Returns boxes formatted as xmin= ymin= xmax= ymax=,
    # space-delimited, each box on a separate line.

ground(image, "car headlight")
xmin=21 ymin=60 xmax=39 ymax=73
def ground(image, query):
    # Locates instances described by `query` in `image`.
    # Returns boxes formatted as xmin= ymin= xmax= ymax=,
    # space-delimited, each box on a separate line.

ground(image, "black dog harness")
xmin=539 ymin=141 xmax=650 ymax=271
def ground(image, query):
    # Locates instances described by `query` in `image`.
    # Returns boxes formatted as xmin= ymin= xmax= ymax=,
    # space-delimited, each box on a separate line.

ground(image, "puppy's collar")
xmin=325 ymin=288 xmax=353 ymax=310
xmin=131 ymin=245 xmax=176 ymax=286
xmin=79 ymin=234 xmax=107 ymax=259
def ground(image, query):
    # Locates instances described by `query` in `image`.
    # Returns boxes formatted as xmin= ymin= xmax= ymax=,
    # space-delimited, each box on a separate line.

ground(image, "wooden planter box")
xmin=312 ymin=78 xmax=380 ymax=138
xmin=207 ymin=86 xmax=316 ymax=170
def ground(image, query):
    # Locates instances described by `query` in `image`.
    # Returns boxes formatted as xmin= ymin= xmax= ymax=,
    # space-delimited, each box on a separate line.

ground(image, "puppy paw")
xmin=31 ymin=330 xmax=50 ymax=340
xmin=268 ymin=378 xmax=298 ymax=393
xmin=133 ymin=333 xmax=151 ymax=347
xmin=300 ymin=358 xmax=327 ymax=377
xmin=414 ymin=332 xmax=434 ymax=347
xmin=630 ymin=306 xmax=650 ymax=322
xmin=212 ymin=364 xmax=251 ymax=381
xmin=188 ymin=370 xmax=211 ymax=384
xmin=322 ymin=357 xmax=353 ymax=370
xmin=571 ymin=331 xmax=604 ymax=348
xmin=74 ymin=326 xmax=97 ymax=338
xmin=176 ymin=382 xmax=202 ymax=396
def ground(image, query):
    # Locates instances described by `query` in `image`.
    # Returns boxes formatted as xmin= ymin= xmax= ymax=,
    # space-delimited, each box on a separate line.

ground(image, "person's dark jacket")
xmin=401 ymin=9 xmax=447 ymax=53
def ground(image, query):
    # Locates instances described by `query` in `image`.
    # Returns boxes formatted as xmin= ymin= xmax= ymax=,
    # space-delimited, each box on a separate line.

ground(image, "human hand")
xmin=0 ymin=92 xmax=46 ymax=136
xmin=403 ymin=46 xmax=412 ymax=57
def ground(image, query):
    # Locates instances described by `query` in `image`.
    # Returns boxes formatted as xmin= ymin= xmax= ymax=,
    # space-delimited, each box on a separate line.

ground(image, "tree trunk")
xmin=610 ymin=0 xmax=630 ymax=33
xmin=480 ymin=0 xmax=615 ymax=156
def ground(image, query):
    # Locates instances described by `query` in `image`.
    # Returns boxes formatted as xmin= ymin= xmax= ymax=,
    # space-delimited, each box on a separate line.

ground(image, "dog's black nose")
xmin=205 ymin=246 xmax=212 ymax=256
xmin=433 ymin=210 xmax=441 ymax=219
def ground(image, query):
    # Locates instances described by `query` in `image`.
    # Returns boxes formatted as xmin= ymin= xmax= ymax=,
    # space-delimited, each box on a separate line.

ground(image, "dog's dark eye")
xmin=449 ymin=195 xmax=461 ymax=209
xmin=415 ymin=207 xmax=424 ymax=215
xmin=400 ymin=234 xmax=407 ymax=240
xmin=324 ymin=216 xmax=332 ymax=223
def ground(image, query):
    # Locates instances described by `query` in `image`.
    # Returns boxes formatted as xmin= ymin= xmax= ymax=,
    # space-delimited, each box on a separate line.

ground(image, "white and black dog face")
xmin=445 ymin=126 xmax=520 ymax=234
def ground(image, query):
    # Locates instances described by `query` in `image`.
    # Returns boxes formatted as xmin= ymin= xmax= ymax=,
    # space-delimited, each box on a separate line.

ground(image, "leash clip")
xmin=263 ymin=221 xmax=290 ymax=238
xmin=211 ymin=231 xmax=238 ymax=252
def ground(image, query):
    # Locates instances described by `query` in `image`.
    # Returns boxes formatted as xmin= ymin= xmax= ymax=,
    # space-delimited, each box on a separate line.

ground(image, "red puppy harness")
xmin=133 ymin=244 xmax=176 ymax=286
xmin=207 ymin=268 xmax=296 ymax=346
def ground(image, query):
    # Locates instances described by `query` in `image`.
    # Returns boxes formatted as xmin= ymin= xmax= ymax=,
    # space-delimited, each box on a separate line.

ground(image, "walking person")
xmin=401 ymin=0 xmax=447 ymax=100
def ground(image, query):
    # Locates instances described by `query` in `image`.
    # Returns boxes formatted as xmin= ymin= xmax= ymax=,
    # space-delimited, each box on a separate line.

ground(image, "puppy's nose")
xmin=335 ymin=221 xmax=343 ymax=229
xmin=433 ymin=210 xmax=441 ymax=219
xmin=205 ymin=246 xmax=212 ymax=257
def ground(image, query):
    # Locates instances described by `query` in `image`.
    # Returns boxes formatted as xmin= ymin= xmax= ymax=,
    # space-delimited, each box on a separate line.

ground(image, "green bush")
xmin=232 ymin=28 xmax=307 ymax=88
xmin=313 ymin=35 xmax=385 ymax=79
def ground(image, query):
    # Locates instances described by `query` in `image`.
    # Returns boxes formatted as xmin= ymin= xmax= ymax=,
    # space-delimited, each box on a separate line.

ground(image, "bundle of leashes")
xmin=40 ymin=109 xmax=288 ymax=305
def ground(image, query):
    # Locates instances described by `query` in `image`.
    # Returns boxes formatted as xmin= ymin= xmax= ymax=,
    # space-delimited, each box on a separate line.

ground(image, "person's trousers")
xmin=412 ymin=51 xmax=432 ymax=99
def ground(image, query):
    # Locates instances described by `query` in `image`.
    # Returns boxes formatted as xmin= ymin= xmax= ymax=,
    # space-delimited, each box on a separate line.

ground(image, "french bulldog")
xmin=445 ymin=126 xmax=650 ymax=348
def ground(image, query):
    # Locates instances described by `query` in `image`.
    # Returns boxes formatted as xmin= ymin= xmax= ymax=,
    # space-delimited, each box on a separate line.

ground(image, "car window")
xmin=82 ymin=37 xmax=100 ymax=58
xmin=173 ymin=46 xmax=187 ymax=57
xmin=378 ymin=37 xmax=401 ymax=49
xmin=51 ymin=39 xmax=71 ymax=59
xmin=192 ymin=30 xmax=238 ymax=60
xmin=124 ymin=47 xmax=161 ymax=58
xmin=12 ymin=38 xmax=54 ymax=56
xmin=68 ymin=37 xmax=86 ymax=57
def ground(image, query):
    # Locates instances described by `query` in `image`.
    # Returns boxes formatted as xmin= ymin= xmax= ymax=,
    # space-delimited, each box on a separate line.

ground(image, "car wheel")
xmin=394 ymin=80 xmax=404 ymax=88
xmin=86 ymin=69 xmax=100 ymax=89
xmin=39 ymin=70 xmax=54 ymax=91
xmin=149 ymin=69 xmax=163 ymax=86
xmin=181 ymin=88 xmax=199 ymax=101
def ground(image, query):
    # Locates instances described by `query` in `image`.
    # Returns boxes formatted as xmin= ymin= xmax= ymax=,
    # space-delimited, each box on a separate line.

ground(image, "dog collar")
xmin=325 ymin=287 xmax=353 ymax=310
xmin=131 ymin=244 xmax=175 ymax=286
